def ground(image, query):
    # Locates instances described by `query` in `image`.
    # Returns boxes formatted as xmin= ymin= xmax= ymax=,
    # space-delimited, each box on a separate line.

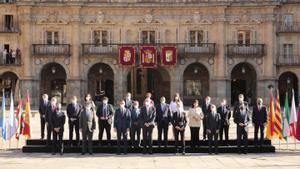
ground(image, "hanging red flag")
xmin=119 ymin=46 xmax=135 ymax=66
xmin=140 ymin=46 xmax=157 ymax=68
xmin=161 ymin=46 xmax=177 ymax=66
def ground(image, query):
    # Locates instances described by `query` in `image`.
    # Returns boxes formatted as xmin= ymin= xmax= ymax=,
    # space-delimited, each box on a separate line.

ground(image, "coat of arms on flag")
xmin=161 ymin=46 xmax=177 ymax=66
xmin=140 ymin=46 xmax=157 ymax=67
xmin=119 ymin=46 xmax=135 ymax=66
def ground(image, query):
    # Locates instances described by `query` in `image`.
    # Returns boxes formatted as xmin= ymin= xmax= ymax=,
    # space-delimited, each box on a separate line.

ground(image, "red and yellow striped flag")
xmin=266 ymin=90 xmax=275 ymax=140
xmin=22 ymin=90 xmax=31 ymax=139
xmin=274 ymin=90 xmax=283 ymax=140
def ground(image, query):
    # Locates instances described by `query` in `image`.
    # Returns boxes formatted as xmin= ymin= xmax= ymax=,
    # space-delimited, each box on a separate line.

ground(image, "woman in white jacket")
xmin=188 ymin=99 xmax=204 ymax=148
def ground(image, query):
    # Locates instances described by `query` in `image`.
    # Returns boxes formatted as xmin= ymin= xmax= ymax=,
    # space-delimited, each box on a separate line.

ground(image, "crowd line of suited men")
xmin=39 ymin=92 xmax=268 ymax=156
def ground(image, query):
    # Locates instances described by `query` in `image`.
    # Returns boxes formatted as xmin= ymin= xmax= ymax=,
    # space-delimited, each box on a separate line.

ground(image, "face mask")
xmin=145 ymin=102 xmax=150 ymax=107
xmin=134 ymin=105 xmax=138 ymax=109
xmin=120 ymin=104 xmax=125 ymax=108
xmin=175 ymin=97 xmax=179 ymax=101
xmin=103 ymin=100 xmax=108 ymax=104
xmin=43 ymin=98 xmax=48 ymax=102
xmin=161 ymin=100 xmax=165 ymax=104
xmin=239 ymin=98 xmax=243 ymax=102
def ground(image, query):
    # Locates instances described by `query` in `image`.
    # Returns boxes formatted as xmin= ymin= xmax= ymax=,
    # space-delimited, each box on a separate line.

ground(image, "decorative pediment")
xmin=229 ymin=14 xmax=262 ymax=25
xmin=83 ymin=11 xmax=115 ymax=25
xmin=134 ymin=14 xmax=164 ymax=25
xmin=36 ymin=12 xmax=69 ymax=25
xmin=183 ymin=12 xmax=213 ymax=25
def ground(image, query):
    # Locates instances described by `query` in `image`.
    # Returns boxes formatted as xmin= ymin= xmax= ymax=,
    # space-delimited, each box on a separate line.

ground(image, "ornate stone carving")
xmin=83 ymin=11 xmax=115 ymax=25
xmin=36 ymin=12 xmax=69 ymax=25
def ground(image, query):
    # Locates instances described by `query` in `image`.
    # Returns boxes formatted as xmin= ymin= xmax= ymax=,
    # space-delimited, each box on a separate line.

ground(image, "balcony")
xmin=0 ymin=0 xmax=15 ymax=3
xmin=277 ymin=55 xmax=300 ymax=66
xmin=184 ymin=43 xmax=216 ymax=56
xmin=82 ymin=44 xmax=114 ymax=56
xmin=0 ymin=23 xmax=19 ymax=33
xmin=226 ymin=44 xmax=265 ymax=57
xmin=277 ymin=22 xmax=300 ymax=33
xmin=32 ymin=44 xmax=71 ymax=56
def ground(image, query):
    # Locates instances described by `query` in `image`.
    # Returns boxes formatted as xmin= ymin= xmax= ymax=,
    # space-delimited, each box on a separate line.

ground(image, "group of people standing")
xmin=2 ymin=48 xmax=21 ymax=65
xmin=39 ymin=92 xmax=268 ymax=155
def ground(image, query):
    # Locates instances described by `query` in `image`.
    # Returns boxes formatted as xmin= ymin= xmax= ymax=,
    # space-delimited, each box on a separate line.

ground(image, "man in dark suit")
xmin=114 ymin=100 xmax=131 ymax=155
xmin=201 ymin=96 xmax=212 ymax=141
xmin=125 ymin=92 xmax=133 ymax=110
xmin=155 ymin=96 xmax=171 ymax=148
xmin=66 ymin=96 xmax=81 ymax=146
xmin=46 ymin=97 xmax=57 ymax=146
xmin=171 ymin=101 xmax=187 ymax=155
xmin=39 ymin=94 xmax=50 ymax=140
xmin=252 ymin=98 xmax=268 ymax=147
xmin=130 ymin=101 xmax=141 ymax=148
xmin=217 ymin=99 xmax=231 ymax=145
xmin=51 ymin=103 xmax=66 ymax=155
xmin=207 ymin=104 xmax=221 ymax=154
xmin=233 ymin=94 xmax=250 ymax=154
xmin=96 ymin=96 xmax=115 ymax=146
xmin=140 ymin=98 xmax=156 ymax=154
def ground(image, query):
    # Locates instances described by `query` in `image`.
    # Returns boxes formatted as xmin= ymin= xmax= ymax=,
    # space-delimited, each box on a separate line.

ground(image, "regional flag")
xmin=7 ymin=92 xmax=16 ymax=140
xmin=0 ymin=89 xmax=6 ymax=140
xmin=274 ymin=90 xmax=283 ymax=140
xmin=282 ymin=92 xmax=290 ymax=140
xmin=266 ymin=90 xmax=275 ymax=140
xmin=289 ymin=89 xmax=297 ymax=138
xmin=22 ymin=90 xmax=31 ymax=139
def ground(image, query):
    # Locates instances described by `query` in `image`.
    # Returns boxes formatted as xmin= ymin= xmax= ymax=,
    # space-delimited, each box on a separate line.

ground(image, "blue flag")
xmin=0 ymin=90 xmax=6 ymax=140
xmin=7 ymin=92 xmax=16 ymax=140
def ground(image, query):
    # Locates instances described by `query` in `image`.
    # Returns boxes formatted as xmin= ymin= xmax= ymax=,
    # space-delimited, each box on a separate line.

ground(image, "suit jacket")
xmin=172 ymin=111 xmax=187 ymax=128
xmin=217 ymin=105 xmax=231 ymax=126
xmin=206 ymin=112 xmax=221 ymax=133
xmin=66 ymin=103 xmax=81 ymax=120
xmin=155 ymin=103 xmax=171 ymax=125
xmin=252 ymin=105 xmax=267 ymax=125
xmin=140 ymin=106 xmax=156 ymax=127
xmin=39 ymin=100 xmax=50 ymax=117
xmin=233 ymin=101 xmax=249 ymax=120
xmin=131 ymin=108 xmax=141 ymax=126
xmin=234 ymin=106 xmax=250 ymax=127
xmin=201 ymin=103 xmax=212 ymax=119
xmin=96 ymin=103 xmax=114 ymax=124
xmin=51 ymin=110 xmax=66 ymax=132
xmin=46 ymin=105 xmax=57 ymax=126
xmin=80 ymin=101 xmax=96 ymax=132
xmin=114 ymin=108 xmax=131 ymax=131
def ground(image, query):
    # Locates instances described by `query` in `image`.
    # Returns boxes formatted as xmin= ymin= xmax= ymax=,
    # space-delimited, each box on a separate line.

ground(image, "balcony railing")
xmin=82 ymin=44 xmax=113 ymax=55
xmin=184 ymin=43 xmax=216 ymax=56
xmin=32 ymin=44 xmax=71 ymax=56
xmin=277 ymin=22 xmax=300 ymax=33
xmin=81 ymin=43 xmax=216 ymax=57
xmin=0 ymin=23 xmax=19 ymax=33
xmin=227 ymin=44 xmax=265 ymax=57
xmin=0 ymin=0 xmax=15 ymax=3
xmin=277 ymin=55 xmax=300 ymax=66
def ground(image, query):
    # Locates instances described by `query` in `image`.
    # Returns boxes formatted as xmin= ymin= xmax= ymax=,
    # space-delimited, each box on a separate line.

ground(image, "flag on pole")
xmin=7 ymin=91 xmax=16 ymax=140
xmin=289 ymin=89 xmax=297 ymax=138
xmin=0 ymin=89 xmax=6 ymax=140
xmin=295 ymin=104 xmax=300 ymax=141
xmin=266 ymin=89 xmax=275 ymax=140
xmin=22 ymin=90 xmax=31 ymax=139
xmin=282 ymin=92 xmax=290 ymax=140
xmin=15 ymin=90 xmax=22 ymax=140
xmin=274 ymin=90 xmax=283 ymax=140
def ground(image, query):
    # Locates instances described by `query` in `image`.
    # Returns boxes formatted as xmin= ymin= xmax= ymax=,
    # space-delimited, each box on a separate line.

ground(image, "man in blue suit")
xmin=114 ymin=100 xmax=131 ymax=155
xmin=252 ymin=98 xmax=267 ymax=147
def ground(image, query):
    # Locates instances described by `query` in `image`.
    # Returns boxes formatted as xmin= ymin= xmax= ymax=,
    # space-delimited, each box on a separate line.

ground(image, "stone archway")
xmin=0 ymin=71 xmax=19 ymax=103
xmin=279 ymin=71 xmax=299 ymax=106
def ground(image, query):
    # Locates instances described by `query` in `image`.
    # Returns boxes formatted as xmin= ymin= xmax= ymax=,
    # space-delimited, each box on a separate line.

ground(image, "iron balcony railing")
xmin=277 ymin=54 xmax=300 ymax=66
xmin=226 ymin=44 xmax=265 ymax=57
xmin=32 ymin=44 xmax=71 ymax=56
xmin=81 ymin=43 xmax=216 ymax=57
xmin=277 ymin=22 xmax=300 ymax=33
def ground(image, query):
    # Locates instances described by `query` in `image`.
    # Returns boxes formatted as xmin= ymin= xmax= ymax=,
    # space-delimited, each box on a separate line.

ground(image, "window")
xmin=94 ymin=30 xmax=108 ymax=46
xmin=141 ymin=31 xmax=155 ymax=44
xmin=46 ymin=31 xmax=59 ymax=45
xmin=4 ymin=15 xmax=13 ymax=30
xmin=283 ymin=44 xmax=293 ymax=58
xmin=283 ymin=14 xmax=293 ymax=26
xmin=237 ymin=30 xmax=251 ymax=45
xmin=189 ymin=30 xmax=204 ymax=47
xmin=184 ymin=80 xmax=201 ymax=96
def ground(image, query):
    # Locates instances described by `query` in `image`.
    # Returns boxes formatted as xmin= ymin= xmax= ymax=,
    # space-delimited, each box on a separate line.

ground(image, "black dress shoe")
xmin=52 ymin=152 xmax=56 ymax=155
xmin=81 ymin=152 xmax=85 ymax=155
xmin=89 ymin=152 xmax=93 ymax=155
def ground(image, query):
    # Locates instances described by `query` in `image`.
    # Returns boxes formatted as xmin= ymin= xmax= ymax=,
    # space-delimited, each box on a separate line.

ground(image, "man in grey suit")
xmin=114 ymin=100 xmax=131 ymax=155
xmin=207 ymin=104 xmax=221 ymax=155
xmin=141 ymin=98 xmax=156 ymax=154
xmin=80 ymin=94 xmax=96 ymax=155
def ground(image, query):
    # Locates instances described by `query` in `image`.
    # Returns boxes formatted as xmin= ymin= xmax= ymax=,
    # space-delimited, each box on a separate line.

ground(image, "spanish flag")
xmin=266 ymin=90 xmax=275 ymax=140
xmin=22 ymin=90 xmax=31 ymax=139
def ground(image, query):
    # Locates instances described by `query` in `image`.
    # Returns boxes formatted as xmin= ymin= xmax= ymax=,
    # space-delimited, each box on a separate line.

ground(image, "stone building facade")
xmin=0 ymin=0 xmax=299 ymax=107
